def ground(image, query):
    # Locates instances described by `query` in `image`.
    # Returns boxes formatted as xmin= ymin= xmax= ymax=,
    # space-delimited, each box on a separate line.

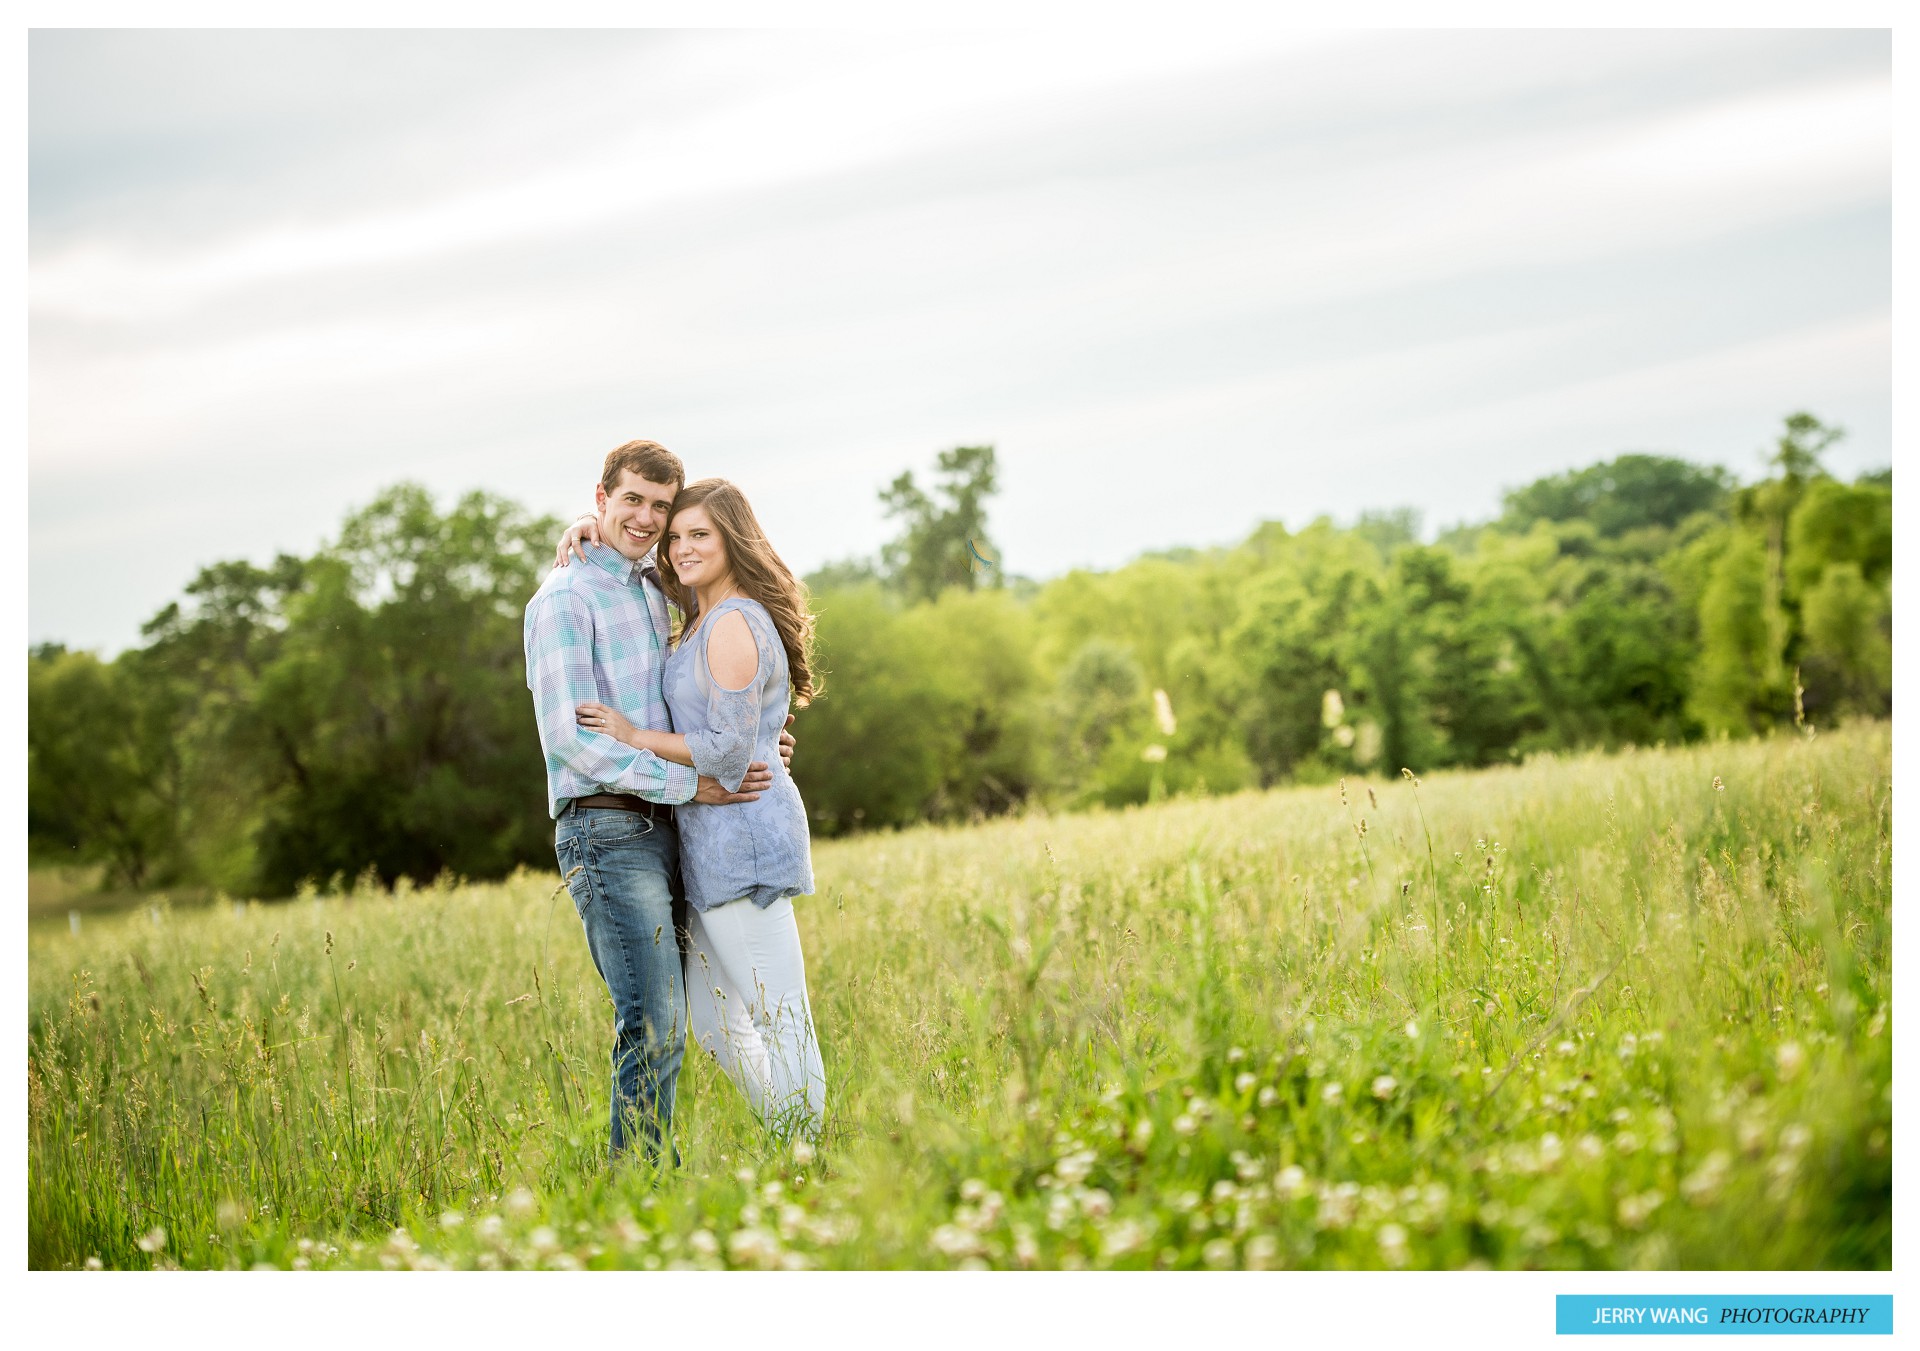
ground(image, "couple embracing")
xmin=524 ymin=438 xmax=824 ymax=1165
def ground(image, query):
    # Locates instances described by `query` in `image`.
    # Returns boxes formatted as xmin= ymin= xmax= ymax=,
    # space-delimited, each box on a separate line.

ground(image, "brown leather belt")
xmin=569 ymin=793 xmax=674 ymax=821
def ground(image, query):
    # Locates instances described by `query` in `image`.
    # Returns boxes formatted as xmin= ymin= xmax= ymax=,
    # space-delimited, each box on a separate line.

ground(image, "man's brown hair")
xmin=601 ymin=439 xmax=685 ymax=495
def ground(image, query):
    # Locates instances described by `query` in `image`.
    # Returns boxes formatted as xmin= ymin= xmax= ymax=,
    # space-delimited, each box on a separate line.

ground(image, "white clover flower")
xmin=1576 ymin=1133 xmax=1605 ymax=1162
xmin=477 ymin=1215 xmax=504 ymax=1240
xmin=1377 ymin=1223 xmax=1410 ymax=1267
xmin=959 ymin=1178 xmax=987 ymax=1203
xmin=1202 ymin=1238 xmax=1237 ymax=1269
xmin=1680 ymin=1152 xmax=1731 ymax=1205
xmin=1616 ymin=1190 xmax=1664 ymax=1230
xmin=528 ymin=1226 xmax=558 ymax=1252
xmin=791 ymin=1138 xmax=816 ymax=1167
xmin=1371 ymin=1075 xmax=1398 ymax=1099
xmin=1102 ymin=1219 xmax=1148 ymax=1258
xmin=439 ymin=1211 xmax=465 ymax=1230
xmin=1257 ymin=1085 xmax=1280 ymax=1109
xmin=1775 ymin=1041 xmax=1806 ymax=1079
xmin=1080 ymin=1188 xmax=1114 ymax=1221
xmin=1055 ymin=1150 xmax=1096 ymax=1185
xmin=688 ymin=1229 xmax=719 ymax=1259
xmin=1275 ymin=1165 xmax=1308 ymax=1199
xmin=505 ymin=1187 xmax=537 ymax=1217
xmin=1244 ymin=1234 xmax=1279 ymax=1269
xmin=1235 ymin=1072 xmax=1257 ymax=1095
xmin=1321 ymin=1082 xmax=1344 ymax=1105
xmin=1131 ymin=1119 xmax=1155 ymax=1149
xmin=1172 ymin=1113 xmax=1198 ymax=1136
xmin=135 ymin=1227 xmax=166 ymax=1254
xmin=728 ymin=1226 xmax=782 ymax=1267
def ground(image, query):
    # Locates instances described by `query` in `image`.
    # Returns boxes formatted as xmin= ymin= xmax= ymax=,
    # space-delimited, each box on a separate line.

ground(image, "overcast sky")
xmin=29 ymin=28 xmax=1891 ymax=654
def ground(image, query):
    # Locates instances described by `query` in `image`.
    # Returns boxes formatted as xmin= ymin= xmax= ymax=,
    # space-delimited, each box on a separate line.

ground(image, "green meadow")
xmin=27 ymin=722 xmax=1890 ymax=1271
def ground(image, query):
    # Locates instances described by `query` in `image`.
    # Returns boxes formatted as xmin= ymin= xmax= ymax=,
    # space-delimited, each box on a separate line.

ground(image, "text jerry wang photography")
xmin=23 ymin=20 xmax=1894 ymax=1322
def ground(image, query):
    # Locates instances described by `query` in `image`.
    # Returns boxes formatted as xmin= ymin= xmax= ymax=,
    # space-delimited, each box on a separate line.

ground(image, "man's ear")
xmin=593 ymin=482 xmax=609 ymax=512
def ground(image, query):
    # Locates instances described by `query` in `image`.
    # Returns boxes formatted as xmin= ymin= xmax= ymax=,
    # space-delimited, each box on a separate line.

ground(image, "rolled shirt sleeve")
xmin=525 ymin=587 xmax=698 ymax=812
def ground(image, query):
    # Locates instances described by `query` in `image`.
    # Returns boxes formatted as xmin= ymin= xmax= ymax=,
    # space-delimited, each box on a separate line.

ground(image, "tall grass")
xmin=27 ymin=724 xmax=1890 ymax=1270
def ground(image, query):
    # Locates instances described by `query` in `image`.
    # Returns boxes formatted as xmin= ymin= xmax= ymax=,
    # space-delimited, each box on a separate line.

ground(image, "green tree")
xmin=1500 ymin=453 xmax=1734 ymax=538
xmin=879 ymin=445 xmax=1000 ymax=601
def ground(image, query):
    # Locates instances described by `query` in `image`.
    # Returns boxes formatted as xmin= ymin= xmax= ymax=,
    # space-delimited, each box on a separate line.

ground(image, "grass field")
xmin=27 ymin=723 xmax=1891 ymax=1270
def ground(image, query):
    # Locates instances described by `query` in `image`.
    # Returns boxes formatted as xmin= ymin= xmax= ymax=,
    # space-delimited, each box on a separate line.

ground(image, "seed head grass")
xmin=27 ymin=724 xmax=1890 ymax=1270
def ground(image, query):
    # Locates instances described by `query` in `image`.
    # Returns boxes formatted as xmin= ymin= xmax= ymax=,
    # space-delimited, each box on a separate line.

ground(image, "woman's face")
xmin=667 ymin=504 xmax=731 ymax=592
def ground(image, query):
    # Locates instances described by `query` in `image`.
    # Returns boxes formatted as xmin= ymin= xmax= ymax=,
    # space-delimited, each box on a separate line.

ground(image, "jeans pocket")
xmin=589 ymin=810 xmax=656 ymax=845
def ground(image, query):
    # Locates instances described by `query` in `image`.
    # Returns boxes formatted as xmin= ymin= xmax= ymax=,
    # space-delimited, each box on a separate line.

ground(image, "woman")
xmin=559 ymin=479 xmax=826 ymax=1142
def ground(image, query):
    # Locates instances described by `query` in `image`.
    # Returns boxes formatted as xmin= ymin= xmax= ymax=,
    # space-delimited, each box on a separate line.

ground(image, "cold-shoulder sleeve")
xmin=682 ymin=607 xmax=761 ymax=791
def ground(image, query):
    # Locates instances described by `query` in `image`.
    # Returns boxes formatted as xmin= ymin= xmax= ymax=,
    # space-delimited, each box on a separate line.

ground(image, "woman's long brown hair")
xmin=657 ymin=478 xmax=820 ymax=706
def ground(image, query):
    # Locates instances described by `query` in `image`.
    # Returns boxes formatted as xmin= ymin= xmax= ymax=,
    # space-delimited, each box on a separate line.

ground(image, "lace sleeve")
xmin=685 ymin=684 xmax=756 ymax=790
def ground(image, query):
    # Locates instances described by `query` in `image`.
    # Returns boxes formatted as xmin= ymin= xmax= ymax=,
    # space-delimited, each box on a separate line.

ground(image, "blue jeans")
xmin=555 ymin=806 xmax=686 ymax=1163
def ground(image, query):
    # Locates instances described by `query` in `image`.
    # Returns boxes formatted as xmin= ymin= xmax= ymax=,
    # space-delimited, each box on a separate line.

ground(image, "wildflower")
xmin=1377 ymin=1223 xmax=1410 ymax=1267
xmin=1013 ymin=1225 xmax=1039 ymax=1267
xmin=84 ymin=1256 xmax=103 ymax=1270
xmin=1244 ymin=1234 xmax=1279 ymax=1270
xmin=1615 ymin=1190 xmax=1664 ymax=1230
xmin=1778 ymin=1123 xmax=1812 ymax=1154
xmin=1234 ymin=1072 xmax=1257 ymax=1095
xmin=1405 ymin=1020 xmax=1420 ymax=1039
xmin=1680 ymin=1152 xmax=1731 ymax=1205
xmin=728 ymin=1226 xmax=782 ymax=1267
xmin=1321 ymin=690 xmax=1345 ymax=728
xmin=1275 ymin=1165 xmax=1309 ymax=1199
xmin=477 ymin=1215 xmax=504 ymax=1240
xmin=1172 ymin=1113 xmax=1198 ymax=1136
xmin=1575 ymin=1134 xmax=1605 ymax=1162
xmin=1131 ymin=1119 xmax=1155 ymax=1149
xmin=439 ymin=1211 xmax=465 ymax=1231
xmin=1321 ymin=1082 xmax=1344 ymax=1105
xmin=688 ymin=1229 xmax=719 ymax=1260
xmin=1371 ymin=1075 xmax=1398 ymax=1100
xmin=136 ymin=1227 xmax=166 ymax=1254
xmin=1316 ymin=1183 xmax=1360 ymax=1230
xmin=1202 ymin=1238 xmax=1237 ymax=1269
xmin=1103 ymin=1219 xmax=1148 ymax=1258
xmin=1257 ymin=1086 xmax=1280 ymax=1109
xmin=1712 ymin=776 xmax=1724 ymax=792
xmin=1055 ymin=1149 xmax=1096 ymax=1185
xmin=1211 ymin=1180 xmax=1237 ymax=1205
xmin=505 ymin=1186 xmax=537 ymax=1217
xmin=528 ymin=1226 xmax=558 ymax=1253
xmin=959 ymin=1178 xmax=987 ymax=1203
xmin=1081 ymin=1189 xmax=1113 ymax=1220
xmin=1154 ymin=689 xmax=1178 ymax=738
xmin=1775 ymin=1041 xmax=1806 ymax=1079
xmin=792 ymin=1138 xmax=816 ymax=1167
xmin=1141 ymin=744 xmax=1168 ymax=763
xmin=1614 ymin=1132 xmax=1642 ymax=1155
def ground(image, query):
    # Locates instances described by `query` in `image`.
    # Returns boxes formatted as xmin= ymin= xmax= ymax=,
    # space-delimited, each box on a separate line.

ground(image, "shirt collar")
xmin=584 ymin=541 xmax=654 ymax=586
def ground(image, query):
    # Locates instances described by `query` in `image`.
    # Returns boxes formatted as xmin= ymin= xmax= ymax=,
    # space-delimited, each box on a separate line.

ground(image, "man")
xmin=524 ymin=438 xmax=792 ymax=1164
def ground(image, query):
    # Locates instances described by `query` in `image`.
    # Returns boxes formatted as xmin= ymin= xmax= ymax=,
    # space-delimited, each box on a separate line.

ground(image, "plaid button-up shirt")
xmin=524 ymin=541 xmax=698 ymax=819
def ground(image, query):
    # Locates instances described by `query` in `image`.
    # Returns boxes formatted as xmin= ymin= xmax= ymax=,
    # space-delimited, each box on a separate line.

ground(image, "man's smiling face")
xmin=596 ymin=468 xmax=679 ymax=562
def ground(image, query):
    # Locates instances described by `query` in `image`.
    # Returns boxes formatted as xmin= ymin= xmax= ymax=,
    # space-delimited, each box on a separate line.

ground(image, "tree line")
xmin=29 ymin=415 xmax=1889 ymax=897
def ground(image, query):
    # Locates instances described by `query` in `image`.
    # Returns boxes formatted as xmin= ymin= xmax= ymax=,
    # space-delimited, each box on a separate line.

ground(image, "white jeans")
xmin=683 ymin=895 xmax=826 ymax=1139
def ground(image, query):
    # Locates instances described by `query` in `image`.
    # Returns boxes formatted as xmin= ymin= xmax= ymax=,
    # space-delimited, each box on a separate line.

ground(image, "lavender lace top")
xmin=664 ymin=596 xmax=815 ymax=911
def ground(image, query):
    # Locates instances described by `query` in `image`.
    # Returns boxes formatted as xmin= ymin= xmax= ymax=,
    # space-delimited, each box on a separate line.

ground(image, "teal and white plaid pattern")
xmin=524 ymin=542 xmax=699 ymax=818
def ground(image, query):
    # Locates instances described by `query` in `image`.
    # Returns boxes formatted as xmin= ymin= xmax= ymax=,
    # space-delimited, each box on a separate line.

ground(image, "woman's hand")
xmin=553 ymin=513 xmax=602 ymax=568
xmin=576 ymin=701 xmax=637 ymax=745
